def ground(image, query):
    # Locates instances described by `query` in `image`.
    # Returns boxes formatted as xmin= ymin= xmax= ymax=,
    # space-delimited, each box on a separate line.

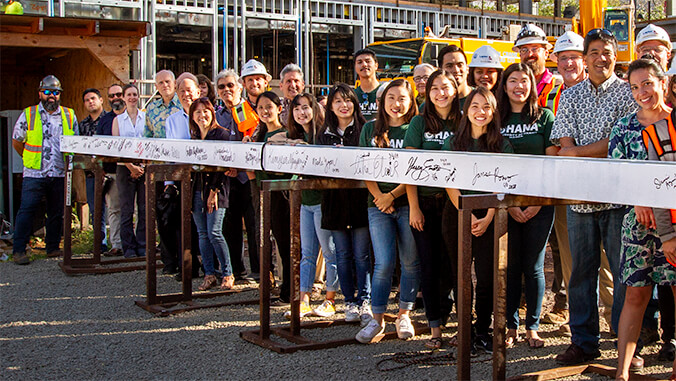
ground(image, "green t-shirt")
xmin=500 ymin=109 xmax=555 ymax=155
xmin=458 ymin=95 xmax=468 ymax=111
xmin=354 ymin=84 xmax=380 ymax=121
xmin=359 ymin=120 xmax=409 ymax=208
xmin=445 ymin=135 xmax=514 ymax=195
xmin=256 ymin=128 xmax=293 ymax=185
xmin=403 ymin=115 xmax=454 ymax=196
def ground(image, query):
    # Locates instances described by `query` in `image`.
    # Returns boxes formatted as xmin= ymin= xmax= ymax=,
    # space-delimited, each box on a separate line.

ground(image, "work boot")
xmin=13 ymin=252 xmax=30 ymax=265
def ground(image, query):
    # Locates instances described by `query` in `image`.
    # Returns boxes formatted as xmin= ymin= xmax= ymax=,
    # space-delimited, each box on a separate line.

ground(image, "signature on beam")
xmin=405 ymin=156 xmax=457 ymax=182
xmin=472 ymin=163 xmax=517 ymax=189
xmin=654 ymin=175 xmax=676 ymax=190
xmin=351 ymin=153 xmax=400 ymax=179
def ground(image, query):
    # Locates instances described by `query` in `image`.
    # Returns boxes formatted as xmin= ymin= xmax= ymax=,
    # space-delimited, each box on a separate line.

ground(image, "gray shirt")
xmin=12 ymin=103 xmax=79 ymax=178
xmin=550 ymin=74 xmax=638 ymax=213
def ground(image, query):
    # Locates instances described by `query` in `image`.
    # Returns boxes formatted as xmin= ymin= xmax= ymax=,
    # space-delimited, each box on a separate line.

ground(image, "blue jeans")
xmin=368 ymin=206 xmax=420 ymax=314
xmin=299 ymin=204 xmax=338 ymax=293
xmin=13 ymin=177 xmax=64 ymax=254
xmin=192 ymin=191 xmax=232 ymax=277
xmin=567 ymin=207 xmax=625 ymax=353
xmin=86 ymin=175 xmax=108 ymax=249
xmin=506 ymin=206 xmax=554 ymax=330
xmin=331 ymin=227 xmax=371 ymax=304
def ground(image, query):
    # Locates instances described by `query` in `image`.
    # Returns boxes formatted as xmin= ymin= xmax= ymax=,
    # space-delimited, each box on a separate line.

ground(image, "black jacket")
xmin=192 ymin=126 xmax=231 ymax=210
xmin=317 ymin=125 xmax=368 ymax=230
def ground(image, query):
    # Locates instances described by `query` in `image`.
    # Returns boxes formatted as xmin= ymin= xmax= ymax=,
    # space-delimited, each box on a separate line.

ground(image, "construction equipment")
xmin=574 ymin=0 xmax=636 ymax=67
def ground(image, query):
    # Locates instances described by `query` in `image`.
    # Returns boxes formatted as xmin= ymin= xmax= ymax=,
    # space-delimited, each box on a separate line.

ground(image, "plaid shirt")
xmin=143 ymin=93 xmax=181 ymax=138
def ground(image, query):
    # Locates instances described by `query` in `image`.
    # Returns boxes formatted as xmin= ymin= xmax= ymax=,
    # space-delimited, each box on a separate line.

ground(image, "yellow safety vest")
xmin=23 ymin=105 xmax=75 ymax=170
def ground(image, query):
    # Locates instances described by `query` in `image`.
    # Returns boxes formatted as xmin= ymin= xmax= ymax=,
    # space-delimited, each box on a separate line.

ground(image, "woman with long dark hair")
xmin=317 ymin=83 xmax=373 ymax=327
xmin=496 ymin=63 xmax=556 ymax=348
xmin=188 ymin=98 xmax=234 ymax=290
xmin=196 ymin=74 xmax=218 ymax=108
xmin=444 ymin=87 xmax=513 ymax=353
xmin=356 ymin=79 xmax=421 ymax=343
xmin=403 ymin=70 xmax=460 ymax=349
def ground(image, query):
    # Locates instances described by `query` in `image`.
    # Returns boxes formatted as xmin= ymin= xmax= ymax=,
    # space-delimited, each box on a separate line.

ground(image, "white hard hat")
xmin=552 ymin=31 xmax=584 ymax=54
xmin=513 ymin=23 xmax=553 ymax=51
xmin=240 ymin=59 xmax=272 ymax=82
xmin=637 ymin=24 xmax=673 ymax=51
xmin=469 ymin=46 xmax=504 ymax=69
xmin=667 ymin=55 xmax=676 ymax=75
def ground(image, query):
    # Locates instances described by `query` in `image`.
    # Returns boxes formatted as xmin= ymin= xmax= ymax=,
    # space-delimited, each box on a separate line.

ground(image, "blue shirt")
xmin=165 ymin=110 xmax=191 ymax=140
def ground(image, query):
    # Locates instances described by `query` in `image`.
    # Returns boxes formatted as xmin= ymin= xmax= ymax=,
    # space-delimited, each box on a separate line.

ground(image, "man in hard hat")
xmin=551 ymin=28 xmax=639 ymax=367
xmin=636 ymin=24 xmax=672 ymax=71
xmin=467 ymin=45 xmax=503 ymax=92
xmin=353 ymin=48 xmax=381 ymax=121
xmin=11 ymin=75 xmax=78 ymax=265
xmin=514 ymin=24 xmax=562 ymax=103
xmin=438 ymin=44 xmax=472 ymax=108
xmin=240 ymin=58 xmax=271 ymax=111
xmin=279 ymin=63 xmax=306 ymax=126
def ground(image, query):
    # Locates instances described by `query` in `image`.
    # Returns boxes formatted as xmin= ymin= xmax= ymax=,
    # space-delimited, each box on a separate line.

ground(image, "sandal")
xmin=448 ymin=334 xmax=458 ymax=347
xmin=198 ymin=275 xmax=218 ymax=291
xmin=526 ymin=336 xmax=545 ymax=349
xmin=506 ymin=329 xmax=519 ymax=348
xmin=425 ymin=337 xmax=443 ymax=350
xmin=220 ymin=275 xmax=235 ymax=290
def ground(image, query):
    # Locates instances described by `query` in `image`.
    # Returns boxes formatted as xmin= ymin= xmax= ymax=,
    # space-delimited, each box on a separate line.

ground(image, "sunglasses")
xmin=108 ymin=92 xmax=123 ymax=98
xmin=42 ymin=89 xmax=61 ymax=96
xmin=217 ymin=83 xmax=237 ymax=90
xmin=586 ymin=28 xmax=613 ymax=38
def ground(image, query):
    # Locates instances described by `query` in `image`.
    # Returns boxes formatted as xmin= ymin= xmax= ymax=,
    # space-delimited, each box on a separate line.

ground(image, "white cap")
xmin=513 ymin=23 xmax=553 ymax=51
xmin=667 ymin=56 xmax=676 ymax=75
xmin=469 ymin=46 xmax=504 ymax=69
xmin=240 ymin=59 xmax=272 ymax=82
xmin=552 ymin=31 xmax=584 ymax=54
xmin=636 ymin=24 xmax=673 ymax=51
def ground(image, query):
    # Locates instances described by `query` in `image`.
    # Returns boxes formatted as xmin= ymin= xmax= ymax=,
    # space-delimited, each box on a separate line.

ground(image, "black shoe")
xmin=556 ymin=344 xmax=601 ymax=365
xmin=658 ymin=339 xmax=676 ymax=362
xmin=235 ymin=273 xmax=256 ymax=284
xmin=473 ymin=333 xmax=493 ymax=354
xmin=162 ymin=267 xmax=178 ymax=275
xmin=270 ymin=298 xmax=290 ymax=308
xmin=13 ymin=252 xmax=30 ymax=265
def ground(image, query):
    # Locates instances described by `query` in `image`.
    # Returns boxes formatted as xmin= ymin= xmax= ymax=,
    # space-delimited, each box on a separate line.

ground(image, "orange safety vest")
xmin=231 ymin=100 xmax=259 ymax=138
xmin=642 ymin=114 xmax=676 ymax=224
xmin=539 ymin=82 xmax=565 ymax=115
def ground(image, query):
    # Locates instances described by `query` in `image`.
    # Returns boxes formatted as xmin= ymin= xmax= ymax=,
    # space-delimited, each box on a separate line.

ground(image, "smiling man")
xmin=550 ymin=29 xmax=639 ymax=366
xmin=513 ymin=24 xmax=562 ymax=105
xmin=278 ymin=64 xmax=306 ymax=126
xmin=438 ymin=44 xmax=472 ymax=109
xmin=353 ymin=48 xmax=381 ymax=121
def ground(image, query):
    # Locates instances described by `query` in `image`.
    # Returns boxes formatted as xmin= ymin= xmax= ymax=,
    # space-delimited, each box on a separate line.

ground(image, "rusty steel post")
xmin=63 ymin=155 xmax=73 ymax=267
xmin=181 ymin=169 xmax=193 ymax=299
xmin=493 ymin=207 xmax=509 ymax=381
xmin=289 ymin=189 xmax=302 ymax=336
xmin=457 ymin=207 xmax=473 ymax=381
xmin=145 ymin=167 xmax=158 ymax=304
xmin=92 ymin=162 xmax=104 ymax=261
xmin=259 ymin=185 xmax=272 ymax=339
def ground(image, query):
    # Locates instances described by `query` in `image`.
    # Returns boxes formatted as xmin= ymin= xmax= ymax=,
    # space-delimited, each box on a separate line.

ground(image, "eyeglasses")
xmin=586 ymin=28 xmax=613 ymax=39
xmin=42 ymin=89 xmax=61 ymax=96
xmin=519 ymin=46 xmax=545 ymax=55
xmin=413 ymin=75 xmax=430 ymax=83
xmin=217 ymin=83 xmax=237 ymax=90
xmin=108 ymin=92 xmax=123 ymax=98
xmin=639 ymin=45 xmax=668 ymax=55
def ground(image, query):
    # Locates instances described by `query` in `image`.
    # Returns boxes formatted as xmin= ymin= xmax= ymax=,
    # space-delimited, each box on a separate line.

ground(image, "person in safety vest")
xmin=213 ymin=68 xmax=259 ymax=283
xmin=514 ymin=24 xmax=562 ymax=103
xmin=11 ymin=75 xmax=79 ymax=265
xmin=238 ymin=59 xmax=270 ymax=138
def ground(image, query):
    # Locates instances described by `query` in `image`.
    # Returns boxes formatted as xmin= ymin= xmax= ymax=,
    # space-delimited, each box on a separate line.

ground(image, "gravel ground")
xmin=1 ymin=254 xmax=673 ymax=380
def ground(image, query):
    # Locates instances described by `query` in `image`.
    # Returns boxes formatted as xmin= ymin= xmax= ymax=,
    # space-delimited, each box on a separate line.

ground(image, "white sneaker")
xmin=312 ymin=299 xmax=336 ymax=317
xmin=344 ymin=303 xmax=360 ymax=323
xmin=359 ymin=300 xmax=373 ymax=327
xmin=395 ymin=315 xmax=415 ymax=340
xmin=355 ymin=319 xmax=385 ymax=344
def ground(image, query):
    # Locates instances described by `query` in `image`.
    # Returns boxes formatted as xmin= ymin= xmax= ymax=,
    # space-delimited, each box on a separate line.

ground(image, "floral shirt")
xmin=551 ymin=74 xmax=638 ymax=213
xmin=143 ymin=94 xmax=181 ymax=138
xmin=79 ymin=110 xmax=107 ymax=137
xmin=12 ymin=103 xmax=79 ymax=178
xmin=609 ymin=112 xmax=676 ymax=286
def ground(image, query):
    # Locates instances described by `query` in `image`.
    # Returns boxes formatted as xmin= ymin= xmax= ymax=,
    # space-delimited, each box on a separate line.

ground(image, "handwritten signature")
xmin=351 ymin=153 xmax=400 ymax=179
xmin=405 ymin=157 xmax=456 ymax=182
xmin=472 ymin=163 xmax=517 ymax=189
xmin=312 ymin=156 xmax=339 ymax=174
xmin=654 ymin=175 xmax=676 ymax=190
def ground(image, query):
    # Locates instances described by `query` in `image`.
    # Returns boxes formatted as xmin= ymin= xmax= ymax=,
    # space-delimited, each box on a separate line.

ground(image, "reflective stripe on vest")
xmin=541 ymin=83 xmax=564 ymax=115
xmin=642 ymin=115 xmax=676 ymax=224
xmin=231 ymin=101 xmax=259 ymax=138
xmin=537 ymin=80 xmax=557 ymax=110
xmin=23 ymin=105 xmax=75 ymax=169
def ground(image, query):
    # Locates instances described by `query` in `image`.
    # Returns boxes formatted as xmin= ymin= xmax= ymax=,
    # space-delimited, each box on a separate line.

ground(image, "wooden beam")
xmin=32 ymin=18 xmax=44 ymax=34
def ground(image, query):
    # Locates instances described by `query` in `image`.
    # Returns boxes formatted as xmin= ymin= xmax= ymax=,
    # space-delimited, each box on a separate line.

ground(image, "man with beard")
xmin=11 ymin=75 xmax=78 ymax=265
xmin=96 ymin=84 xmax=126 ymax=257
xmin=278 ymin=63 xmax=306 ymax=127
xmin=513 ymin=24 xmax=562 ymax=103
xmin=438 ymin=44 xmax=472 ymax=109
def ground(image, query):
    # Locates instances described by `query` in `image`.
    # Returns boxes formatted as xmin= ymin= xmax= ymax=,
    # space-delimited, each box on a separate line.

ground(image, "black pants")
xmin=411 ymin=194 xmax=453 ymax=328
xmin=116 ymin=166 xmax=146 ymax=257
xmin=658 ymin=285 xmax=675 ymax=342
xmin=223 ymin=179 xmax=259 ymax=275
xmin=155 ymin=182 xmax=200 ymax=275
xmin=270 ymin=191 xmax=291 ymax=301
xmin=444 ymin=202 xmax=494 ymax=335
